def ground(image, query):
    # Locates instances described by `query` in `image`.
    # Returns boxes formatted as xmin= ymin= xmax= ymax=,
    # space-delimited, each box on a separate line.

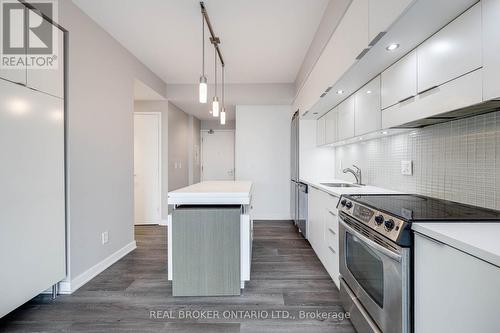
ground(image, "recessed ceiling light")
xmin=366 ymin=90 xmax=372 ymax=94
xmin=359 ymin=137 xmax=363 ymax=141
xmin=336 ymin=89 xmax=344 ymax=95
xmin=382 ymin=131 xmax=388 ymax=135
xmin=386 ymin=43 xmax=400 ymax=51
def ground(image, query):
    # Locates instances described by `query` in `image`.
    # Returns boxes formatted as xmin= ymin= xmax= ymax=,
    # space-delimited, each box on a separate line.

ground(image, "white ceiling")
xmin=72 ymin=0 xmax=329 ymax=85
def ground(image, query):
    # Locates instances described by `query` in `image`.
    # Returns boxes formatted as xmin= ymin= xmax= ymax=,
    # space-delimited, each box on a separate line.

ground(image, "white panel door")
xmin=0 ymin=80 xmax=65 ymax=318
xmin=324 ymin=110 xmax=338 ymax=144
xmin=381 ymin=50 xmax=417 ymax=109
xmin=338 ymin=96 xmax=355 ymax=140
xmin=417 ymin=3 xmax=482 ymax=93
xmin=355 ymin=76 xmax=381 ymax=136
xmin=201 ymin=130 xmax=235 ymax=181
xmin=134 ymin=113 xmax=161 ymax=225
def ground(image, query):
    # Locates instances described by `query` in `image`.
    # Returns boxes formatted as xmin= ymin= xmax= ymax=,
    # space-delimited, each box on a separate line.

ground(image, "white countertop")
xmin=413 ymin=223 xmax=500 ymax=268
xmin=300 ymin=178 xmax=400 ymax=197
xmin=168 ymin=181 xmax=253 ymax=205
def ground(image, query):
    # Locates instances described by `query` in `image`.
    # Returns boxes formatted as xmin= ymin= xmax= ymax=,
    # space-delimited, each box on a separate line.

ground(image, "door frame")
xmin=133 ymin=111 xmax=162 ymax=225
xmin=200 ymin=129 xmax=235 ymax=181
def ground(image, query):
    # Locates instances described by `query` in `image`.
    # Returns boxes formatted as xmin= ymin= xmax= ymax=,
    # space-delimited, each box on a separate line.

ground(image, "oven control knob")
xmin=345 ymin=201 xmax=353 ymax=209
xmin=384 ymin=219 xmax=395 ymax=230
xmin=374 ymin=215 xmax=384 ymax=225
xmin=340 ymin=199 xmax=347 ymax=207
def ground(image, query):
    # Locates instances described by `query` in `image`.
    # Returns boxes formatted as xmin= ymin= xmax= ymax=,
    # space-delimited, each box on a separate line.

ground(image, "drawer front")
xmin=325 ymin=209 xmax=339 ymax=251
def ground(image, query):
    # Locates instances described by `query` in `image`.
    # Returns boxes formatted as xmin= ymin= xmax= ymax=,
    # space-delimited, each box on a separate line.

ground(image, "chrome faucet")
xmin=343 ymin=164 xmax=362 ymax=185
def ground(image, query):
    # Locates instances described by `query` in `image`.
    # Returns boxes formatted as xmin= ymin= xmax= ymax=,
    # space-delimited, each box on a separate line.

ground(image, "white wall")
xmin=58 ymin=1 xmax=166 ymax=283
xmin=235 ymin=105 xmax=291 ymax=220
xmin=299 ymin=119 xmax=336 ymax=181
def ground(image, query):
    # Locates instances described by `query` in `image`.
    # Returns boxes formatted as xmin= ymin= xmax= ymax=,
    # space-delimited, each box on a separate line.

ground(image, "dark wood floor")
xmin=0 ymin=221 xmax=355 ymax=332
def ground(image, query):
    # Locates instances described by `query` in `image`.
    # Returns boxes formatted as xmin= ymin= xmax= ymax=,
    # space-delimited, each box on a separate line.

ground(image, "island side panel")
xmin=172 ymin=206 xmax=241 ymax=296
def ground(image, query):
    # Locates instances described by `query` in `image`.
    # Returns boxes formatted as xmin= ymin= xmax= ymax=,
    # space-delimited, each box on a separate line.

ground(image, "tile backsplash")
xmin=335 ymin=111 xmax=500 ymax=210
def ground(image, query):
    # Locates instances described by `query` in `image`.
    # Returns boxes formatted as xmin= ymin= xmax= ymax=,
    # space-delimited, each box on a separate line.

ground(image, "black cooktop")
xmin=345 ymin=194 xmax=500 ymax=222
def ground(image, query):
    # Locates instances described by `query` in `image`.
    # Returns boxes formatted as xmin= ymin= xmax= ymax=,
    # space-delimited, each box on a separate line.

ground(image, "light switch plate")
xmin=401 ymin=160 xmax=413 ymax=175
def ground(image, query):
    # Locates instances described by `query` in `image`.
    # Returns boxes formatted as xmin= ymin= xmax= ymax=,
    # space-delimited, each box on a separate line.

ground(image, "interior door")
xmin=201 ymin=130 xmax=235 ymax=181
xmin=134 ymin=113 xmax=161 ymax=225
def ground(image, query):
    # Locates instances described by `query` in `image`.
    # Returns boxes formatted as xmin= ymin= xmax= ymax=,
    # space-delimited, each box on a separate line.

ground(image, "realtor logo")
xmin=1 ymin=0 xmax=59 ymax=69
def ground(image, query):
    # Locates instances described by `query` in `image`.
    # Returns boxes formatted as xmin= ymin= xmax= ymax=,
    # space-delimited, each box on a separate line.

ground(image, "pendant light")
xmin=220 ymin=65 xmax=226 ymax=125
xmin=199 ymin=15 xmax=207 ymax=104
xmin=212 ymin=46 xmax=220 ymax=117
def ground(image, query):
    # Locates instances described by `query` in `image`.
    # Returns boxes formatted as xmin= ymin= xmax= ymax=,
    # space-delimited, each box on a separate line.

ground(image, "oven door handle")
xmin=339 ymin=218 xmax=402 ymax=262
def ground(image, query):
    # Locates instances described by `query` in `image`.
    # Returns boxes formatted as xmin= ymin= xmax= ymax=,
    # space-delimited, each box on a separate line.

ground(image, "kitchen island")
xmin=167 ymin=181 xmax=253 ymax=296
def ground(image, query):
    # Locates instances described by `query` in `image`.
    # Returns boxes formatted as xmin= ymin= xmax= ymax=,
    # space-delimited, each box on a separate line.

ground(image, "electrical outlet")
xmin=401 ymin=160 xmax=413 ymax=175
xmin=101 ymin=231 xmax=109 ymax=244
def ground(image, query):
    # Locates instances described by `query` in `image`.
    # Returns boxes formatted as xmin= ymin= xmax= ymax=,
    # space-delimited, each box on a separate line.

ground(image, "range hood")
xmin=393 ymin=99 xmax=500 ymax=129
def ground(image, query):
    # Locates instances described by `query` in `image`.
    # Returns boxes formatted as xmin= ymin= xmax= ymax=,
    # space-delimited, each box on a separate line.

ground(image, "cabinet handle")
xmin=328 ymin=246 xmax=336 ymax=254
xmin=418 ymin=85 xmax=439 ymax=95
xmin=397 ymin=95 xmax=415 ymax=104
xmin=328 ymin=228 xmax=336 ymax=235
xmin=328 ymin=210 xmax=337 ymax=217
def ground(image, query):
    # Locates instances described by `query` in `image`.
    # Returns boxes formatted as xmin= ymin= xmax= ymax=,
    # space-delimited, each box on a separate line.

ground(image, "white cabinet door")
xmin=414 ymin=233 xmax=500 ymax=333
xmin=316 ymin=116 xmax=326 ymax=146
xmin=381 ymin=50 xmax=417 ymax=109
xmin=307 ymin=187 xmax=321 ymax=252
xmin=0 ymin=81 xmax=65 ymax=318
xmin=355 ymin=76 xmax=381 ymax=136
xmin=27 ymin=26 xmax=64 ymax=98
xmin=324 ymin=109 xmax=338 ymax=144
xmin=382 ymin=69 xmax=482 ymax=128
xmin=337 ymin=96 xmax=355 ymax=140
xmin=482 ymin=0 xmax=500 ymax=100
xmin=417 ymin=3 xmax=482 ymax=94
xmin=368 ymin=0 xmax=414 ymax=43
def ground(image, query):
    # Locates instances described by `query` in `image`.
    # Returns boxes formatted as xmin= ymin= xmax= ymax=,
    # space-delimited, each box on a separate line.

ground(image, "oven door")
xmin=339 ymin=214 xmax=410 ymax=333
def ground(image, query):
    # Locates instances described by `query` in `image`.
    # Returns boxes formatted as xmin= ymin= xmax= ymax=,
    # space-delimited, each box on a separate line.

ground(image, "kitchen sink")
xmin=320 ymin=183 xmax=362 ymax=188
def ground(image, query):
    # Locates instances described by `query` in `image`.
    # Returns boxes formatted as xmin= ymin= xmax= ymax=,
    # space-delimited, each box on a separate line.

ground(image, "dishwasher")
xmin=297 ymin=182 xmax=308 ymax=239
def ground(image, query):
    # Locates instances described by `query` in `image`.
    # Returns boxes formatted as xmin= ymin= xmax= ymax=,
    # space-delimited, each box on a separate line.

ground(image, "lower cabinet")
xmin=308 ymin=187 xmax=340 ymax=288
xmin=414 ymin=233 xmax=500 ymax=333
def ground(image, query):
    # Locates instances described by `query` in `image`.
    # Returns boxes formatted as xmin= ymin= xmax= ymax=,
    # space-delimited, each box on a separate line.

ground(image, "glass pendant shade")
xmin=199 ymin=76 xmax=207 ymax=103
xmin=212 ymin=97 xmax=219 ymax=117
xmin=220 ymin=107 xmax=226 ymax=125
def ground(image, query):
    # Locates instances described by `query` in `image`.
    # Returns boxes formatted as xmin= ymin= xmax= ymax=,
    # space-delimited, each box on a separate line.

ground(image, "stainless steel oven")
xmin=339 ymin=212 xmax=410 ymax=333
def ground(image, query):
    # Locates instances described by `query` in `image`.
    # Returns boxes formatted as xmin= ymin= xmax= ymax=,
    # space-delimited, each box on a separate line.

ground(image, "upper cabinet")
xmin=482 ymin=0 xmax=500 ymax=100
xmin=338 ymin=96 xmax=355 ymax=141
xmin=381 ymin=51 xmax=417 ymax=109
xmin=355 ymin=76 xmax=381 ymax=136
xmin=316 ymin=116 xmax=326 ymax=146
xmin=324 ymin=110 xmax=338 ymax=145
xmin=26 ymin=26 xmax=64 ymax=99
xmin=295 ymin=0 xmax=369 ymax=113
xmin=417 ymin=3 xmax=482 ymax=93
xmin=368 ymin=0 xmax=414 ymax=43
xmin=0 ymin=4 xmax=64 ymax=98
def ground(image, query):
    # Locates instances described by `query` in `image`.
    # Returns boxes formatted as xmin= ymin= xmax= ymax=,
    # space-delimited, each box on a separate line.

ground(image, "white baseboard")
xmin=159 ymin=219 xmax=168 ymax=226
xmin=58 ymin=241 xmax=137 ymax=294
